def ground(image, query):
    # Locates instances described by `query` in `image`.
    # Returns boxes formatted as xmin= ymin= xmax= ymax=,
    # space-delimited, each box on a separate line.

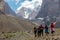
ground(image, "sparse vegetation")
xmin=0 ymin=15 xmax=60 ymax=40
xmin=0 ymin=32 xmax=15 ymax=39
xmin=0 ymin=28 xmax=60 ymax=40
xmin=20 ymin=31 xmax=25 ymax=36
xmin=0 ymin=15 xmax=37 ymax=32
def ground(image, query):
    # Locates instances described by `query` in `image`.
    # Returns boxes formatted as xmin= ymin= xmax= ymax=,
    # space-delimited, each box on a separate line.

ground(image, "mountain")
xmin=33 ymin=0 xmax=60 ymax=26
xmin=28 ymin=5 xmax=41 ymax=20
xmin=36 ymin=0 xmax=60 ymax=18
xmin=0 ymin=0 xmax=38 ymax=32
xmin=16 ymin=7 xmax=31 ymax=19
xmin=0 ymin=0 xmax=16 ymax=16
xmin=0 ymin=14 xmax=37 ymax=32
xmin=16 ymin=0 xmax=42 ymax=20
xmin=55 ymin=16 xmax=60 ymax=27
xmin=16 ymin=5 xmax=41 ymax=20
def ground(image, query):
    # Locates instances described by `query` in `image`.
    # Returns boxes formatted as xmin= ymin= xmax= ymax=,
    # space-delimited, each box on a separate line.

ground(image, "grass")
xmin=0 ymin=28 xmax=60 ymax=40
xmin=20 ymin=31 xmax=25 ymax=36
xmin=0 ymin=32 xmax=15 ymax=39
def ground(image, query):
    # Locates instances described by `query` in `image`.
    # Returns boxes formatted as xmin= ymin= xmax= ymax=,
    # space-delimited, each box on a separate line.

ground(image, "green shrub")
xmin=20 ymin=31 xmax=24 ymax=36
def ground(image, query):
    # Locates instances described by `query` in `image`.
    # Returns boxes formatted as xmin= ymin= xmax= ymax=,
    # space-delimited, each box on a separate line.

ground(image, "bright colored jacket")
xmin=51 ymin=23 xmax=55 ymax=28
xmin=51 ymin=23 xmax=55 ymax=31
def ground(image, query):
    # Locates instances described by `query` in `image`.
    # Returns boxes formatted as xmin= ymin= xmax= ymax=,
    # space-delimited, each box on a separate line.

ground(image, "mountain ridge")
xmin=0 ymin=14 xmax=37 ymax=32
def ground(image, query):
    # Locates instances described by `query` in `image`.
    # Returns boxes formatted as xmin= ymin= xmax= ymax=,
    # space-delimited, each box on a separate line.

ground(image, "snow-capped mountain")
xmin=16 ymin=7 xmax=32 ymax=19
xmin=28 ymin=5 xmax=41 ymax=20
xmin=16 ymin=0 xmax=42 ymax=20
xmin=0 ymin=0 xmax=16 ymax=16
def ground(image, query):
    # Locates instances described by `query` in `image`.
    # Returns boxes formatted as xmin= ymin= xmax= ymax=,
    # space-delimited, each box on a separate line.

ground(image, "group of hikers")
xmin=33 ymin=22 xmax=55 ymax=38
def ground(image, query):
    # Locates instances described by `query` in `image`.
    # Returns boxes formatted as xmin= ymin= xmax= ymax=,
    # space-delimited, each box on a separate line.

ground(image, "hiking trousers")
xmin=38 ymin=30 xmax=43 ymax=37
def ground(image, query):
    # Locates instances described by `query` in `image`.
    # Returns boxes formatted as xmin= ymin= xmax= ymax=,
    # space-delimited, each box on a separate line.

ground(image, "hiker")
xmin=44 ymin=24 xmax=50 ymax=40
xmin=45 ymin=24 xmax=49 ymax=36
xmin=33 ymin=27 xmax=37 ymax=37
xmin=38 ymin=25 xmax=44 ymax=37
xmin=50 ymin=22 xmax=55 ymax=36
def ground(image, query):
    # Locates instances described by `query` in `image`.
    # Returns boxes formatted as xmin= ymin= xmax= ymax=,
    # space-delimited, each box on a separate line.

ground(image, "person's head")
xmin=51 ymin=22 xmax=54 ymax=25
xmin=40 ymin=24 xmax=42 ymax=27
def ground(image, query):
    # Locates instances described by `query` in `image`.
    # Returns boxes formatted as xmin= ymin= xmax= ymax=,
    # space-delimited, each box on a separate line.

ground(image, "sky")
xmin=4 ymin=0 xmax=42 ymax=11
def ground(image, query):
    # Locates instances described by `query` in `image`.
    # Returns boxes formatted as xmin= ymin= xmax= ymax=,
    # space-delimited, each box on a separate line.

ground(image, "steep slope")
xmin=0 ymin=0 xmax=16 ymax=16
xmin=5 ymin=2 xmax=16 ymax=16
xmin=0 ymin=14 xmax=37 ymax=32
xmin=36 ymin=0 xmax=60 ymax=18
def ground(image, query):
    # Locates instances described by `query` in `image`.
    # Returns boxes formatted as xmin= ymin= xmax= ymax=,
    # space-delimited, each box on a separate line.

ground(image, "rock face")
xmin=0 ymin=0 xmax=16 ymax=16
xmin=0 ymin=0 xmax=5 ymax=14
xmin=36 ymin=0 xmax=60 ymax=18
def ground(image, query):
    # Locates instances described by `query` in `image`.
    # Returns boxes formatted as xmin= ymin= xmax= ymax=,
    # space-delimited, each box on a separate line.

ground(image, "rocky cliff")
xmin=36 ymin=0 xmax=60 ymax=18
